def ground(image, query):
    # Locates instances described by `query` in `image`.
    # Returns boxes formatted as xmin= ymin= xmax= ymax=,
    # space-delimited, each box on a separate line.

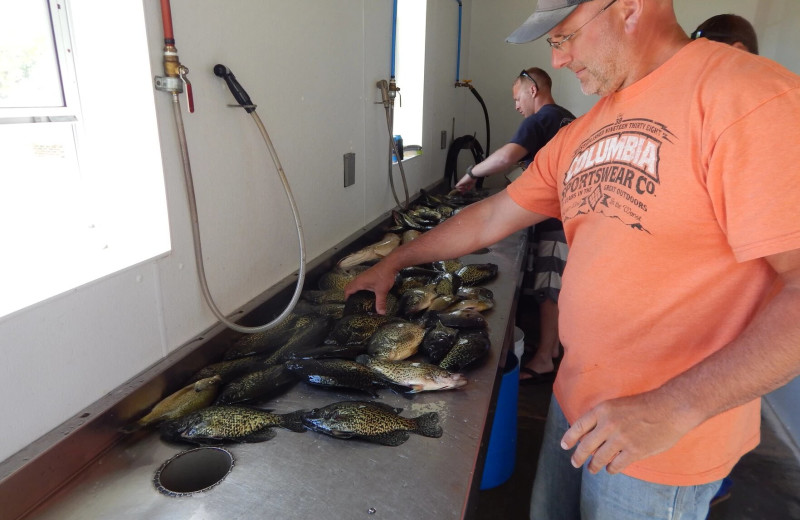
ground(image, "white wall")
xmin=0 ymin=0 xmax=472 ymax=463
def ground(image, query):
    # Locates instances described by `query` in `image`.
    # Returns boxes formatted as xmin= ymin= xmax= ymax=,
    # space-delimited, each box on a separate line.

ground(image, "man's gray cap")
xmin=506 ymin=0 xmax=593 ymax=44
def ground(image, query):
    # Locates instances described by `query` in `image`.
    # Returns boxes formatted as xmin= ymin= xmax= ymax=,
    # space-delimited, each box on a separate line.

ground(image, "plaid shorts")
xmin=531 ymin=223 xmax=568 ymax=304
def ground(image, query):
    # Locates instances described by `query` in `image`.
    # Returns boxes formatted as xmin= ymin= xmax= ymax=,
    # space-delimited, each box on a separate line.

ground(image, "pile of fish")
xmin=124 ymin=189 xmax=498 ymax=447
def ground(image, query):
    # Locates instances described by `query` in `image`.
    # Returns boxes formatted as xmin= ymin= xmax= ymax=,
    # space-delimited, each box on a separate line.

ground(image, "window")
xmin=392 ymin=0 xmax=427 ymax=152
xmin=0 ymin=0 xmax=169 ymax=319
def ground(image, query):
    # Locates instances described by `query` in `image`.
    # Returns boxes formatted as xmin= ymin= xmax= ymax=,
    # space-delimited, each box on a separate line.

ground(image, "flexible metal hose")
xmin=383 ymin=99 xmax=410 ymax=210
xmin=172 ymin=95 xmax=306 ymax=334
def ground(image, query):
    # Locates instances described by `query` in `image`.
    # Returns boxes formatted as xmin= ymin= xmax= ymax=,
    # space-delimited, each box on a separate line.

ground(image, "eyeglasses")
xmin=519 ymin=70 xmax=539 ymax=90
xmin=547 ymin=0 xmax=618 ymax=51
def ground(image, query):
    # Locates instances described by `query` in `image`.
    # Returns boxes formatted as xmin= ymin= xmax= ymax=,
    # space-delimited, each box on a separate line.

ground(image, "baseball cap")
xmin=506 ymin=0 xmax=593 ymax=44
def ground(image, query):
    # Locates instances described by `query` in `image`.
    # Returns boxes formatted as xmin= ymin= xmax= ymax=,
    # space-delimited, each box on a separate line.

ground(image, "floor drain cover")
xmin=154 ymin=447 xmax=234 ymax=497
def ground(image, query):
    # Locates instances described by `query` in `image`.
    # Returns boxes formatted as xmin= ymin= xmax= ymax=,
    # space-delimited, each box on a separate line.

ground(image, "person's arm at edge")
xmin=455 ymin=143 xmax=528 ymax=192
xmin=562 ymin=247 xmax=800 ymax=474
xmin=344 ymin=190 xmax=548 ymax=313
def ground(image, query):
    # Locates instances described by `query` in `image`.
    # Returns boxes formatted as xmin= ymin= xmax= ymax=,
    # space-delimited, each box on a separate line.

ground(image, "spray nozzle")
xmin=214 ymin=64 xmax=256 ymax=113
xmin=376 ymin=79 xmax=391 ymax=108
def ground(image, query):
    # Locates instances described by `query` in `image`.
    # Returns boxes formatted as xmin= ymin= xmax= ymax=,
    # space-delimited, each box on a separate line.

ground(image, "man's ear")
xmin=619 ymin=0 xmax=644 ymax=33
xmin=731 ymin=41 xmax=749 ymax=52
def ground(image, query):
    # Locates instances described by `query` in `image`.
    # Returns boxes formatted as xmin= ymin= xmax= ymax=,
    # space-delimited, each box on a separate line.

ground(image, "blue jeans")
xmin=530 ymin=394 xmax=723 ymax=520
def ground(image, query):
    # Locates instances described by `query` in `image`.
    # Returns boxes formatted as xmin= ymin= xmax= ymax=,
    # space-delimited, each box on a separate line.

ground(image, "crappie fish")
xmin=432 ymin=259 xmax=463 ymax=274
xmin=392 ymin=210 xmax=433 ymax=232
xmin=435 ymin=204 xmax=455 ymax=218
xmin=446 ymin=298 xmax=494 ymax=313
xmin=286 ymin=344 xmax=368 ymax=361
xmin=302 ymin=400 xmax=443 ymax=446
xmin=261 ymin=313 xmax=333 ymax=365
xmin=344 ymin=290 xmax=399 ymax=317
xmin=436 ymin=309 xmax=488 ymax=329
xmin=431 ymin=272 xmax=461 ymax=296
xmin=439 ymin=330 xmax=491 ymax=371
xmin=366 ymin=321 xmax=426 ymax=361
xmin=188 ymin=354 xmax=271 ymax=384
xmin=223 ymin=312 xmax=305 ymax=359
xmin=417 ymin=188 xmax=445 ymax=208
xmin=292 ymin=300 xmax=346 ymax=319
xmin=325 ymin=313 xmax=396 ymax=345
xmin=401 ymin=229 xmax=422 ymax=244
xmin=121 ymin=375 xmax=222 ymax=433
xmin=318 ymin=266 xmax=368 ymax=291
xmin=398 ymin=286 xmax=438 ymax=316
xmin=421 ymin=320 xmax=459 ymax=364
xmin=284 ymin=358 xmax=390 ymax=397
xmin=455 ymin=263 xmax=498 ymax=286
xmin=160 ymin=405 xmax=307 ymax=444
xmin=215 ymin=364 xmax=297 ymax=405
xmin=456 ymin=286 xmax=494 ymax=301
xmin=395 ymin=275 xmax=430 ymax=296
xmin=337 ymin=233 xmax=401 ymax=269
xmin=357 ymin=355 xmax=467 ymax=393
xmin=407 ymin=207 xmax=442 ymax=226
xmin=301 ymin=288 xmax=347 ymax=305
xmin=427 ymin=295 xmax=459 ymax=312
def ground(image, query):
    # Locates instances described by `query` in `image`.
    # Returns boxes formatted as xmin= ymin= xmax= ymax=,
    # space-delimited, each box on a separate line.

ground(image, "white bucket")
xmin=513 ymin=326 xmax=525 ymax=361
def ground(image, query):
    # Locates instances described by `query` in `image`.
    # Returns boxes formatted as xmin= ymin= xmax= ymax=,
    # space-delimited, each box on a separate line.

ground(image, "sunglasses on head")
xmin=519 ymin=70 xmax=539 ymax=90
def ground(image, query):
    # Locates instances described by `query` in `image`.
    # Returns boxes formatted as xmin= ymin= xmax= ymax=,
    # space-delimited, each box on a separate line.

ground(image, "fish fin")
xmin=365 ymin=431 xmax=410 ymax=446
xmin=240 ymin=428 xmax=277 ymax=443
xmin=119 ymin=421 xmax=144 ymax=434
xmin=277 ymin=410 xmax=309 ymax=433
xmin=413 ymin=412 xmax=443 ymax=438
xmin=386 ymin=383 xmax=416 ymax=398
xmin=328 ymin=429 xmax=356 ymax=439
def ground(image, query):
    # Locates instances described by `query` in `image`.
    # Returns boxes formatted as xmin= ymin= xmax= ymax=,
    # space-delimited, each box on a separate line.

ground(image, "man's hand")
xmin=455 ymin=166 xmax=478 ymax=193
xmin=560 ymin=391 xmax=698 ymax=474
xmin=343 ymin=261 xmax=399 ymax=315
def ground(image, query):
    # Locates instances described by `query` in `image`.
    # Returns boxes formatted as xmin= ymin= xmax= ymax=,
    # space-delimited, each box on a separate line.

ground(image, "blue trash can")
xmin=480 ymin=349 xmax=519 ymax=490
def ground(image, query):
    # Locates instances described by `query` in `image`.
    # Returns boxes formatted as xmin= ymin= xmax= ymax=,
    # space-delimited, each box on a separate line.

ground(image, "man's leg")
xmin=525 ymin=298 xmax=560 ymax=374
xmin=580 ymin=460 xmax=722 ymax=520
xmin=530 ymin=394 xmax=582 ymax=520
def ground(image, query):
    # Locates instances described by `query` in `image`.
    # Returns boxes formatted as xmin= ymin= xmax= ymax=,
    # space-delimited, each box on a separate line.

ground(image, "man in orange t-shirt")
xmin=346 ymin=0 xmax=800 ymax=518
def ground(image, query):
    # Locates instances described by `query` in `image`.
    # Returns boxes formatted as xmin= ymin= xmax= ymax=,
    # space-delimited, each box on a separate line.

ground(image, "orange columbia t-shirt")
xmin=507 ymin=39 xmax=800 ymax=486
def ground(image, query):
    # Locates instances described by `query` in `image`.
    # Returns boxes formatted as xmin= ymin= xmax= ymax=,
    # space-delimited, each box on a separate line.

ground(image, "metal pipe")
xmin=391 ymin=0 xmax=398 ymax=78
xmin=454 ymin=0 xmax=462 ymax=83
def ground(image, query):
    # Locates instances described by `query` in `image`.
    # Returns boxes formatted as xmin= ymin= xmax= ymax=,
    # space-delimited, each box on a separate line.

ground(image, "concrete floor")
xmin=473 ymin=294 xmax=800 ymax=520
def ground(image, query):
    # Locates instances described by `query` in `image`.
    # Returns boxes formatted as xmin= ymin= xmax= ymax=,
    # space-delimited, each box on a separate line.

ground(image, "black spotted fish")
xmin=121 ymin=375 xmax=222 ymax=433
xmin=160 ymin=405 xmax=306 ymax=444
xmin=284 ymin=358 xmax=390 ymax=397
xmin=357 ymin=355 xmax=467 ymax=393
xmin=302 ymin=400 xmax=443 ymax=446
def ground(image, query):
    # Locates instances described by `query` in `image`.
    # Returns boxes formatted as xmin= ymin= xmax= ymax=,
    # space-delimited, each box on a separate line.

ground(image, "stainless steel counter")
xmin=18 ymin=228 xmax=527 ymax=520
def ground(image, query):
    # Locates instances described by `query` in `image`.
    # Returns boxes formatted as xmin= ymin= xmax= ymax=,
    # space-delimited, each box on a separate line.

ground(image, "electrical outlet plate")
xmin=343 ymin=152 xmax=355 ymax=187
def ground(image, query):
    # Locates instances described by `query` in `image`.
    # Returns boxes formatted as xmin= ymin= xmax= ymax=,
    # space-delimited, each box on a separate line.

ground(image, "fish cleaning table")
xmin=15 ymin=228 xmax=528 ymax=520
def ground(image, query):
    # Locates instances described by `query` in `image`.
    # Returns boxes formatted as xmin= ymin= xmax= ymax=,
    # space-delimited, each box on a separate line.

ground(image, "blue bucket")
xmin=480 ymin=349 xmax=519 ymax=490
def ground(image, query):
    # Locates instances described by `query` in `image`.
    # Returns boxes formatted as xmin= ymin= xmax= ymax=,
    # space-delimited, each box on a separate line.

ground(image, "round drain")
xmin=154 ymin=447 xmax=234 ymax=497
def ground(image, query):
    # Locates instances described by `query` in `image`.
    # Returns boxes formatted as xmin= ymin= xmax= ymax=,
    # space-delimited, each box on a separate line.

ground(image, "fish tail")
xmin=413 ymin=412 xmax=443 ymax=438
xmin=278 ymin=410 xmax=309 ymax=432
xmin=119 ymin=420 xmax=144 ymax=434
